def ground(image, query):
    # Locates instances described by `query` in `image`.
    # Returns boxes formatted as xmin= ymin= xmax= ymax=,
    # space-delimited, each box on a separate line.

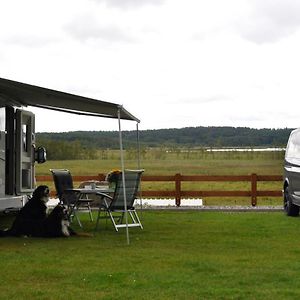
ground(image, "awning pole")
xmin=136 ymin=122 xmax=141 ymax=169
xmin=118 ymin=108 xmax=130 ymax=245
xmin=136 ymin=122 xmax=143 ymax=215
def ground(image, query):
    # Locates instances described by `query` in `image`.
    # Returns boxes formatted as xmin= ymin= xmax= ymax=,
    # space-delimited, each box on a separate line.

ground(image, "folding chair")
xmin=50 ymin=169 xmax=94 ymax=228
xmin=95 ymin=169 xmax=144 ymax=232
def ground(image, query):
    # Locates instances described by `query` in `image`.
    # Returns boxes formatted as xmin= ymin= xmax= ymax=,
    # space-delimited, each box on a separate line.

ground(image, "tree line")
xmin=36 ymin=126 xmax=293 ymax=160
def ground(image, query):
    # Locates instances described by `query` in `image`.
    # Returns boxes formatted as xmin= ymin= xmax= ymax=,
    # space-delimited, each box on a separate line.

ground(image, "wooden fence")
xmin=36 ymin=173 xmax=283 ymax=207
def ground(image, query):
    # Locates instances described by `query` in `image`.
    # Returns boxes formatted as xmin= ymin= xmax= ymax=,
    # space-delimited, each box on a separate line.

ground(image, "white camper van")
xmin=0 ymin=106 xmax=46 ymax=211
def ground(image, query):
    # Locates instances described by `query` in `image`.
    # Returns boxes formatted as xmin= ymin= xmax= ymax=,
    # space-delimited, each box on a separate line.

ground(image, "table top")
xmin=67 ymin=187 xmax=114 ymax=194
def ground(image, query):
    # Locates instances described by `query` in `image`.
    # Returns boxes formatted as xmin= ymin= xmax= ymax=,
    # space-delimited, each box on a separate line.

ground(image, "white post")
xmin=136 ymin=122 xmax=143 ymax=213
xmin=136 ymin=122 xmax=141 ymax=169
xmin=118 ymin=107 xmax=130 ymax=245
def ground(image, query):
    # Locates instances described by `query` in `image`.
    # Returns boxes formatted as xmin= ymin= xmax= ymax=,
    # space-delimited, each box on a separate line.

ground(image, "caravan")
xmin=0 ymin=106 xmax=46 ymax=211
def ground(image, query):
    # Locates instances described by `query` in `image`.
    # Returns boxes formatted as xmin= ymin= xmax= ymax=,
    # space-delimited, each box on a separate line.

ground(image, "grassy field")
xmin=35 ymin=150 xmax=285 ymax=206
xmin=0 ymin=210 xmax=299 ymax=299
xmin=36 ymin=150 xmax=284 ymax=176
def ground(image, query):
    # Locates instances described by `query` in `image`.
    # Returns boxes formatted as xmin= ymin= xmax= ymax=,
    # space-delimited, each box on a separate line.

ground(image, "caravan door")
xmin=15 ymin=109 xmax=35 ymax=194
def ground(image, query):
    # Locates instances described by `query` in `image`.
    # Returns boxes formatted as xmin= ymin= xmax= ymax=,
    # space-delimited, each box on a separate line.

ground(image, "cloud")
xmin=178 ymin=95 xmax=233 ymax=105
xmin=236 ymin=0 xmax=300 ymax=44
xmin=64 ymin=15 xmax=136 ymax=43
xmin=3 ymin=35 xmax=59 ymax=48
xmin=89 ymin=0 xmax=165 ymax=9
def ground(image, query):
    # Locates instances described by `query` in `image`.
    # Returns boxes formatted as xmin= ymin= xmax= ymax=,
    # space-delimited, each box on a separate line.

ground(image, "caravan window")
xmin=0 ymin=108 xmax=5 ymax=131
xmin=22 ymin=124 xmax=29 ymax=152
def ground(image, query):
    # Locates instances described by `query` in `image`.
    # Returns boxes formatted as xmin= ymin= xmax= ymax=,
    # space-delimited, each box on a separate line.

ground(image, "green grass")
xmin=35 ymin=151 xmax=284 ymax=206
xmin=35 ymin=151 xmax=284 ymax=176
xmin=1 ymin=210 xmax=300 ymax=299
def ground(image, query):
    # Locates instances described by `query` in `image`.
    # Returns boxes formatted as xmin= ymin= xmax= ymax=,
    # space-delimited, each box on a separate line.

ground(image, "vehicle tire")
xmin=284 ymin=187 xmax=299 ymax=217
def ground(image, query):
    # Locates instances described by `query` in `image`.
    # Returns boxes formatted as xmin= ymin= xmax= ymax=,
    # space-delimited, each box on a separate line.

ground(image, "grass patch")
xmin=35 ymin=154 xmax=284 ymax=176
xmin=35 ymin=152 xmax=284 ymax=206
xmin=0 ymin=210 xmax=300 ymax=299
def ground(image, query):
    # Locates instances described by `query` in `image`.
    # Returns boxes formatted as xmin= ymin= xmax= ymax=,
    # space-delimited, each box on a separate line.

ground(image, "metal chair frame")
xmin=95 ymin=170 xmax=144 ymax=232
xmin=50 ymin=169 xmax=94 ymax=228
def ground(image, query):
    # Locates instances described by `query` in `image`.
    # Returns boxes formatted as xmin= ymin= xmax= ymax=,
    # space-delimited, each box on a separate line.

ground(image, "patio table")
xmin=64 ymin=186 xmax=114 ymax=226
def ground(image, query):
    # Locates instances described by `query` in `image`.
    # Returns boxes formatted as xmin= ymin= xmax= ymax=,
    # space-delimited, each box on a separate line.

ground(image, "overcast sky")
xmin=1 ymin=0 xmax=300 ymax=132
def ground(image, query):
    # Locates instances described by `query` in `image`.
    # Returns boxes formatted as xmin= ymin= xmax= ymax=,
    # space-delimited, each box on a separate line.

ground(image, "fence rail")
xmin=36 ymin=173 xmax=283 ymax=207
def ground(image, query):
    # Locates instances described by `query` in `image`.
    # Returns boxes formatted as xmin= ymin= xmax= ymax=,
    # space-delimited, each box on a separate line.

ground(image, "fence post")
xmin=175 ymin=173 xmax=181 ymax=206
xmin=98 ymin=173 xmax=106 ymax=181
xmin=251 ymin=173 xmax=257 ymax=206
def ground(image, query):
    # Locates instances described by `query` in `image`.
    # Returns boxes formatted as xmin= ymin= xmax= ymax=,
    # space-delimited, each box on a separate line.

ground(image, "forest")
xmin=36 ymin=126 xmax=293 ymax=160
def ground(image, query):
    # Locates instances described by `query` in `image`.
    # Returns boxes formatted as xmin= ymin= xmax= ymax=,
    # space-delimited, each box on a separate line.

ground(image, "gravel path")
xmin=138 ymin=205 xmax=283 ymax=212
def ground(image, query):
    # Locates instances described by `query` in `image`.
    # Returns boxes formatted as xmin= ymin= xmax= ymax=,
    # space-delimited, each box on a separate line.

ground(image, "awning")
xmin=0 ymin=77 xmax=139 ymax=122
xmin=0 ymin=76 xmax=141 ymax=244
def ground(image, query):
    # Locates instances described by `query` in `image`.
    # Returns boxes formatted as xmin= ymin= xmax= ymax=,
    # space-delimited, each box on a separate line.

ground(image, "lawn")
xmin=0 ymin=210 xmax=300 ymax=299
xmin=35 ymin=151 xmax=285 ymax=206
xmin=35 ymin=150 xmax=284 ymax=176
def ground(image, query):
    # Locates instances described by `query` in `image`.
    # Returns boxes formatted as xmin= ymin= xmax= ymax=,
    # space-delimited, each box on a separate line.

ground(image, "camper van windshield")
xmin=286 ymin=130 xmax=300 ymax=159
xmin=0 ymin=108 xmax=4 ymax=131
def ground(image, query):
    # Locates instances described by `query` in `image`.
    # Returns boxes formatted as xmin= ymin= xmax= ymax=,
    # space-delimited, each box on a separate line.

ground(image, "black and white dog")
xmin=0 ymin=185 xmax=49 ymax=237
xmin=0 ymin=185 xmax=76 ymax=237
xmin=43 ymin=203 xmax=76 ymax=237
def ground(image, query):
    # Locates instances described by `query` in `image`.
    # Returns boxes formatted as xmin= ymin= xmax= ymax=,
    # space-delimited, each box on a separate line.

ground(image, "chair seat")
xmin=77 ymin=198 xmax=94 ymax=203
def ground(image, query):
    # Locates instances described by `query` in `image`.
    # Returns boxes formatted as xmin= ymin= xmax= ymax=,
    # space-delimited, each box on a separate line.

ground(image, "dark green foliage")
xmin=36 ymin=138 xmax=98 ymax=160
xmin=36 ymin=126 xmax=294 ymax=152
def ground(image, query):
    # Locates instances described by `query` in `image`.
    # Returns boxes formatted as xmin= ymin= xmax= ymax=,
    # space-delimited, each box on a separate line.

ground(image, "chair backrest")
xmin=110 ymin=169 xmax=144 ymax=210
xmin=50 ymin=169 xmax=74 ymax=199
